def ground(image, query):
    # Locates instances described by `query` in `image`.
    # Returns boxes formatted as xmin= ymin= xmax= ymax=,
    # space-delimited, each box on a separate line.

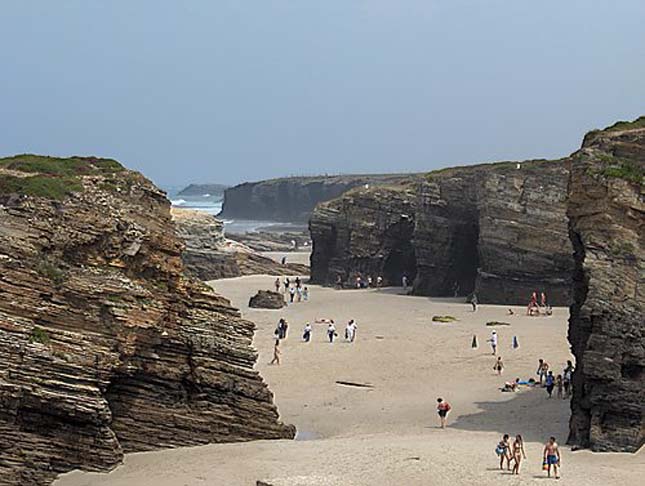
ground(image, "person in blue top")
xmin=545 ymin=371 xmax=555 ymax=398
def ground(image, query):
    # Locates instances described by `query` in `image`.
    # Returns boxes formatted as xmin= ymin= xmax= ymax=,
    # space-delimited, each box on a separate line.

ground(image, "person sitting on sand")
xmin=501 ymin=379 xmax=520 ymax=392
xmin=542 ymin=437 xmax=561 ymax=479
xmin=496 ymin=434 xmax=512 ymax=470
xmin=494 ymin=356 xmax=504 ymax=375
xmin=269 ymin=339 xmax=281 ymax=365
xmin=302 ymin=323 xmax=312 ymax=343
xmin=507 ymin=308 xmax=515 ymax=316
xmin=274 ymin=278 xmax=281 ymax=293
xmin=327 ymin=323 xmax=337 ymax=343
xmin=315 ymin=318 xmax=334 ymax=324
xmin=511 ymin=434 xmax=527 ymax=475
xmin=436 ymin=398 xmax=451 ymax=428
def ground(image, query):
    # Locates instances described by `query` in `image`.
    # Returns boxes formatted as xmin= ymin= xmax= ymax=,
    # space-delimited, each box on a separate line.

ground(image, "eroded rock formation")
xmin=0 ymin=155 xmax=294 ymax=485
xmin=567 ymin=119 xmax=644 ymax=452
xmin=171 ymin=208 xmax=308 ymax=280
xmin=219 ymin=174 xmax=415 ymax=223
xmin=310 ymin=160 xmax=573 ymax=305
xmin=249 ymin=290 xmax=286 ymax=309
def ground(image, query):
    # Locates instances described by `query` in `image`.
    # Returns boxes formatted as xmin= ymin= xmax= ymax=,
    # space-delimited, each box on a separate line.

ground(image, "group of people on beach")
xmin=275 ymin=276 xmax=309 ymax=304
xmin=269 ymin=318 xmax=358 ymax=365
xmin=495 ymin=434 xmax=561 ymax=478
xmin=527 ymin=290 xmax=553 ymax=316
xmin=335 ymin=273 xmax=410 ymax=291
xmin=538 ymin=359 xmax=575 ymax=399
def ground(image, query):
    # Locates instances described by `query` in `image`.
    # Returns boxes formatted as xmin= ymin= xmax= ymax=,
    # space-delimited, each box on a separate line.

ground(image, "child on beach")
xmin=556 ymin=374 xmax=563 ymax=399
xmin=511 ymin=435 xmax=527 ymax=475
xmin=496 ymin=434 xmax=512 ymax=470
xmin=436 ymin=398 xmax=451 ymax=428
xmin=303 ymin=286 xmax=309 ymax=301
xmin=545 ymin=371 xmax=555 ymax=398
xmin=493 ymin=356 xmax=504 ymax=375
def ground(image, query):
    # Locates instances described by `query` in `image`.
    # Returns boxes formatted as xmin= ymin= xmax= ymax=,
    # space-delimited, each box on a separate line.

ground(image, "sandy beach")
xmin=56 ymin=275 xmax=644 ymax=486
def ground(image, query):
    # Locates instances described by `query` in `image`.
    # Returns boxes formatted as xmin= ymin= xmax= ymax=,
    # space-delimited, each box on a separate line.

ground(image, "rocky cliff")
xmin=219 ymin=174 xmax=414 ymax=223
xmin=177 ymin=183 xmax=228 ymax=197
xmin=567 ymin=118 xmax=644 ymax=452
xmin=171 ymin=208 xmax=308 ymax=280
xmin=0 ymin=155 xmax=294 ymax=485
xmin=310 ymin=160 xmax=573 ymax=305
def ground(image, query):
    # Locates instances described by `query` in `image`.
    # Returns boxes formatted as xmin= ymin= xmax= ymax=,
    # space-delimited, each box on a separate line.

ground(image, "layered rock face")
xmin=567 ymin=120 xmax=644 ymax=452
xmin=219 ymin=174 xmax=414 ymax=223
xmin=310 ymin=160 xmax=573 ymax=305
xmin=171 ymin=208 xmax=308 ymax=280
xmin=0 ymin=155 xmax=294 ymax=485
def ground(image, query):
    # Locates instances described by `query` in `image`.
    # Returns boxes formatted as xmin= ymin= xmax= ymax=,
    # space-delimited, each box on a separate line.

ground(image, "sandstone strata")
xmin=310 ymin=160 xmax=572 ymax=305
xmin=567 ymin=119 xmax=644 ymax=452
xmin=171 ymin=208 xmax=308 ymax=280
xmin=219 ymin=174 xmax=415 ymax=223
xmin=0 ymin=155 xmax=294 ymax=485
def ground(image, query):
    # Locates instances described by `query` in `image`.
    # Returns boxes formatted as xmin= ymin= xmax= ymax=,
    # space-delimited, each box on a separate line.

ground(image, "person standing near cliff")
xmin=402 ymin=274 xmax=408 ymax=290
xmin=563 ymin=360 xmax=574 ymax=398
xmin=303 ymin=286 xmax=309 ymax=301
xmin=274 ymin=277 xmax=281 ymax=293
xmin=470 ymin=292 xmax=478 ymax=312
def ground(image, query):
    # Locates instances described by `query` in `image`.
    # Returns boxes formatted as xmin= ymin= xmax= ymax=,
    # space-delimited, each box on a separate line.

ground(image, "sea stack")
xmin=0 ymin=155 xmax=295 ymax=485
xmin=567 ymin=118 xmax=644 ymax=452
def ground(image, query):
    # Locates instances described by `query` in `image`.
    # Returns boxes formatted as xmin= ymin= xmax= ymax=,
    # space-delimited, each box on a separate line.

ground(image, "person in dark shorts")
xmin=436 ymin=398 xmax=451 ymax=428
xmin=545 ymin=371 xmax=555 ymax=398
xmin=542 ymin=437 xmax=561 ymax=479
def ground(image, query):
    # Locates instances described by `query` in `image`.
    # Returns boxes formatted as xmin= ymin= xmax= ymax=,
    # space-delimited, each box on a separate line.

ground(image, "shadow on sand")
xmin=450 ymin=386 xmax=571 ymax=444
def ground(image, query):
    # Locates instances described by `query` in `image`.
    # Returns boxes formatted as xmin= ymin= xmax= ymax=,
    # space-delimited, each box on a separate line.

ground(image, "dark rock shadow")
xmin=450 ymin=387 xmax=571 ymax=444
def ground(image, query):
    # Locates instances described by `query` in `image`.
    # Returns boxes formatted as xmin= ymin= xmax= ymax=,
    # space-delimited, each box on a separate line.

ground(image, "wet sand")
xmin=56 ymin=276 xmax=644 ymax=486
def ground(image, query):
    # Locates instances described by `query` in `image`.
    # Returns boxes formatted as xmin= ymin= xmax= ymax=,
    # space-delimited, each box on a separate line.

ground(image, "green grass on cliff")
xmin=591 ymin=153 xmax=644 ymax=184
xmin=603 ymin=116 xmax=645 ymax=133
xmin=0 ymin=175 xmax=83 ymax=200
xmin=0 ymin=154 xmax=124 ymax=176
xmin=0 ymin=154 xmax=125 ymax=200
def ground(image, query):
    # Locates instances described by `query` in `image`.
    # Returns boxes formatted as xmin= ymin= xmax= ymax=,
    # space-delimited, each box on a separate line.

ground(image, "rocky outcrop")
xmin=177 ymin=183 xmax=228 ymax=197
xmin=310 ymin=160 xmax=573 ymax=305
xmin=567 ymin=119 xmax=644 ymax=452
xmin=249 ymin=291 xmax=286 ymax=309
xmin=171 ymin=208 xmax=308 ymax=280
xmin=219 ymin=174 xmax=414 ymax=223
xmin=0 ymin=155 xmax=294 ymax=485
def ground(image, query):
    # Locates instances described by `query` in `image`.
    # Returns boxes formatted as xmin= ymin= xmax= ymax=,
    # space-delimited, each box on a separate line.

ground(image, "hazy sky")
xmin=2 ymin=1 xmax=644 ymax=187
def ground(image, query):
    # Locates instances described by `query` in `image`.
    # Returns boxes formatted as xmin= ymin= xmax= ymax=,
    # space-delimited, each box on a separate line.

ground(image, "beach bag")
xmin=496 ymin=445 xmax=505 ymax=456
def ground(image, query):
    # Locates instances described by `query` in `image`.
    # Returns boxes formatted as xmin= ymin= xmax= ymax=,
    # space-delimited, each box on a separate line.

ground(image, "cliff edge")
xmin=567 ymin=118 xmax=644 ymax=452
xmin=0 ymin=155 xmax=294 ymax=485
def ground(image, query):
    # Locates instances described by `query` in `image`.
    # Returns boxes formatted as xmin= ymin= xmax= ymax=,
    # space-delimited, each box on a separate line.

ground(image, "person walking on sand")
xmin=436 ymin=398 xmax=451 ymax=428
xmin=345 ymin=319 xmax=357 ymax=342
xmin=556 ymin=374 xmax=563 ymax=399
xmin=289 ymin=286 xmax=296 ymax=303
xmin=377 ymin=275 xmax=383 ymax=289
xmin=537 ymin=359 xmax=549 ymax=386
xmin=302 ymin=322 xmax=312 ymax=343
xmin=542 ymin=437 xmax=561 ymax=479
xmin=488 ymin=331 xmax=498 ymax=355
xmin=545 ymin=371 xmax=555 ymax=398
xmin=274 ymin=277 xmax=281 ymax=293
xmin=496 ymin=434 xmax=512 ymax=470
xmin=327 ymin=322 xmax=337 ymax=343
xmin=493 ymin=356 xmax=504 ymax=375
xmin=283 ymin=277 xmax=290 ymax=293
xmin=303 ymin=286 xmax=309 ymax=302
xmin=511 ymin=434 xmax=527 ymax=475
xmin=269 ymin=338 xmax=281 ymax=365
xmin=470 ymin=292 xmax=478 ymax=312
xmin=402 ymin=274 xmax=408 ymax=290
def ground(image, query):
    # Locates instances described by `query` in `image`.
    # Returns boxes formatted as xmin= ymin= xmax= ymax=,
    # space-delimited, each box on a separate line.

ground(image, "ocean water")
xmin=166 ymin=188 xmax=302 ymax=234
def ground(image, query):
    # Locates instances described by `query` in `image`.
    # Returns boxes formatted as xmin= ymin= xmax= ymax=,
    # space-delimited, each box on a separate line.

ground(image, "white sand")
xmin=56 ymin=277 xmax=644 ymax=486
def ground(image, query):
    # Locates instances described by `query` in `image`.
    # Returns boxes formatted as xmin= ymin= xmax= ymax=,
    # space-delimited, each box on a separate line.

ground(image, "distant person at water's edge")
xmin=436 ymin=398 xmax=451 ymax=428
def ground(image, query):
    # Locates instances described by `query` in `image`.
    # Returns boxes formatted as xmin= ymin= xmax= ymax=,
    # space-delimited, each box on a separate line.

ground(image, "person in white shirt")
xmin=302 ymin=323 xmax=312 ymax=342
xmin=327 ymin=323 xmax=337 ymax=343
xmin=345 ymin=319 xmax=357 ymax=342
xmin=488 ymin=330 xmax=498 ymax=355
